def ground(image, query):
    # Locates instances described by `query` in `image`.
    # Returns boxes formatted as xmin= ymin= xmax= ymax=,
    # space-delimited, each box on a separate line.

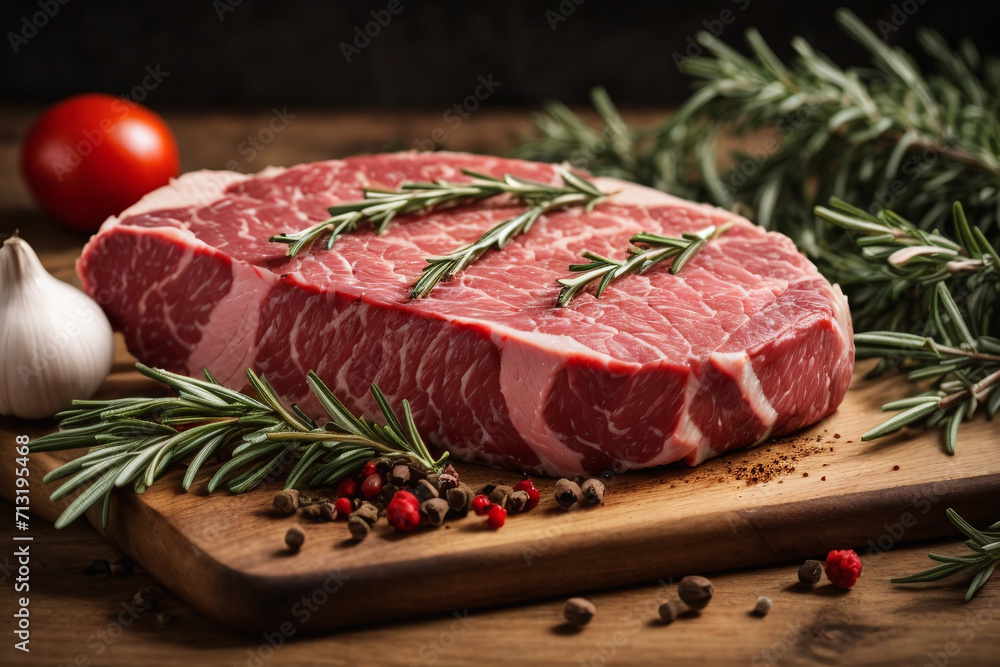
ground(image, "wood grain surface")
xmin=1 ymin=108 xmax=999 ymax=665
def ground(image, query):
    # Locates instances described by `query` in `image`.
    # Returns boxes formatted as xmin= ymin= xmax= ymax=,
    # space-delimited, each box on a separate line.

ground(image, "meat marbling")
xmin=78 ymin=152 xmax=854 ymax=476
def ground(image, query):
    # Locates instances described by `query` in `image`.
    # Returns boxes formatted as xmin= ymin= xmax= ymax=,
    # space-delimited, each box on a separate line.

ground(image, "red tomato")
xmin=20 ymin=94 xmax=180 ymax=233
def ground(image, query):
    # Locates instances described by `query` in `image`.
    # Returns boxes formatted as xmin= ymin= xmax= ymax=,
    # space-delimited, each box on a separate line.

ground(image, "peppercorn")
xmin=658 ymin=600 xmax=681 ymax=624
xmin=554 ymin=478 xmax=582 ymax=510
xmin=361 ymin=473 xmax=383 ymax=500
xmin=285 ymin=527 xmax=305 ymax=552
xmin=133 ymin=587 xmax=160 ymax=611
xmin=507 ymin=490 xmax=530 ymax=513
xmin=422 ymin=498 xmax=450 ymax=526
xmin=273 ymin=489 xmax=300 ymax=515
xmin=300 ymin=504 xmax=323 ymax=521
xmin=753 ymin=596 xmax=772 ymax=616
xmin=414 ymin=479 xmax=439 ymax=502
xmin=336 ymin=477 xmax=359 ymax=499
xmin=677 ymin=576 xmax=713 ymax=610
xmin=334 ymin=497 xmax=352 ymax=518
xmin=580 ymin=478 xmax=605 ymax=506
xmin=347 ymin=516 xmax=371 ymax=541
xmin=471 ymin=494 xmax=492 ymax=516
xmin=488 ymin=484 xmax=514 ymax=508
xmin=437 ymin=464 xmax=460 ymax=492
xmin=825 ymin=549 xmax=863 ymax=588
xmin=389 ymin=464 xmax=411 ymax=486
xmin=513 ymin=479 xmax=540 ymax=511
xmin=319 ymin=502 xmax=338 ymax=522
xmin=446 ymin=483 xmax=474 ymax=515
xmin=387 ymin=490 xmax=421 ymax=531
xmin=797 ymin=559 xmax=823 ymax=586
xmin=563 ymin=597 xmax=596 ymax=628
xmin=351 ymin=501 xmax=380 ymax=526
xmin=486 ymin=504 xmax=506 ymax=529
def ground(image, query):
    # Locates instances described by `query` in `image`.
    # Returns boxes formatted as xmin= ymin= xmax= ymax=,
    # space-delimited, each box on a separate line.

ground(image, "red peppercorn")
xmin=361 ymin=461 xmax=378 ymax=478
xmin=387 ymin=490 xmax=421 ymax=531
xmin=514 ymin=479 xmax=540 ymax=511
xmin=825 ymin=549 xmax=863 ymax=588
xmin=471 ymin=494 xmax=492 ymax=516
xmin=486 ymin=504 xmax=506 ymax=529
xmin=334 ymin=497 xmax=352 ymax=519
xmin=336 ymin=477 xmax=358 ymax=499
xmin=361 ymin=473 xmax=383 ymax=500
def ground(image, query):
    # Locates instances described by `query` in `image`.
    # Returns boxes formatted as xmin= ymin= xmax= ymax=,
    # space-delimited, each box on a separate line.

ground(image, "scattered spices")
xmin=488 ymin=484 xmax=514 ymax=508
xmin=300 ymin=504 xmax=324 ymax=521
xmin=658 ymin=600 xmax=681 ymax=623
xmin=471 ymin=494 xmax=492 ymax=516
xmin=563 ymin=597 xmax=596 ymax=628
xmin=508 ymin=489 xmax=530 ymax=513
xmin=348 ymin=516 xmax=371 ymax=541
xmin=284 ymin=526 xmax=305 ymax=551
xmin=580 ymin=478 xmax=605 ymax=505
xmin=821 ymin=476 xmax=826 ymax=481
xmin=437 ymin=464 xmax=460 ymax=492
xmin=798 ymin=559 xmax=824 ymax=586
xmin=446 ymin=483 xmax=474 ymax=515
xmin=486 ymin=504 xmax=507 ymax=529
xmin=422 ymin=498 xmax=450 ymax=526
xmin=352 ymin=501 xmax=380 ymax=526
xmin=414 ymin=479 xmax=440 ymax=501
xmin=825 ymin=549 xmax=863 ymax=588
xmin=513 ymin=479 xmax=540 ymax=511
xmin=677 ymin=575 xmax=713 ymax=609
xmin=723 ymin=440 xmax=827 ymax=485
xmin=132 ymin=587 xmax=160 ymax=611
xmin=390 ymin=464 xmax=411 ymax=486
xmin=752 ymin=596 xmax=772 ymax=616
xmin=319 ymin=502 xmax=338 ymax=522
xmin=273 ymin=489 xmax=300 ymax=515
xmin=892 ymin=465 xmax=900 ymax=471
xmin=387 ymin=490 xmax=421 ymax=531
xmin=334 ymin=497 xmax=353 ymax=518
xmin=554 ymin=478 xmax=582 ymax=510
xmin=361 ymin=473 xmax=384 ymax=500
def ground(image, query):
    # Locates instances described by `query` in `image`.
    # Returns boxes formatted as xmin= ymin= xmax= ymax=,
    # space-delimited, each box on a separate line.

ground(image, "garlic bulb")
xmin=0 ymin=234 xmax=114 ymax=419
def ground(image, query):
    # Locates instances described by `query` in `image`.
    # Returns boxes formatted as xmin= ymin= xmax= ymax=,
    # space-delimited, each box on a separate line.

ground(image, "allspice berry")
xmin=677 ymin=575 xmax=714 ymax=610
xmin=446 ymin=483 xmax=474 ymax=515
xmin=488 ymin=484 xmax=514 ymax=508
xmin=348 ymin=516 xmax=371 ymax=541
xmin=753 ymin=596 xmax=772 ymax=616
xmin=319 ymin=502 xmax=338 ymax=522
xmin=422 ymin=498 xmax=450 ymax=526
xmin=300 ymin=504 xmax=323 ymax=521
xmin=554 ymin=478 xmax=582 ymax=509
xmin=658 ymin=600 xmax=681 ymax=623
xmin=580 ymin=478 xmax=605 ymax=505
xmin=284 ymin=527 xmax=305 ymax=551
xmin=563 ymin=597 xmax=596 ymax=627
xmin=273 ymin=489 xmax=300 ymax=515
xmin=351 ymin=502 xmax=380 ymax=526
xmin=798 ymin=559 xmax=824 ymax=586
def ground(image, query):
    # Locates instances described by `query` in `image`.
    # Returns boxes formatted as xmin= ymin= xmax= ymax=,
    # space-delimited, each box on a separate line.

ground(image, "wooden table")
xmin=2 ymin=108 xmax=999 ymax=666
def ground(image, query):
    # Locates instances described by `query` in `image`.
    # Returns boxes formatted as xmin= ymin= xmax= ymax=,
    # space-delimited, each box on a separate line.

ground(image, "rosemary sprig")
xmin=412 ymin=170 xmax=609 ymax=298
xmin=30 ymin=363 xmax=448 ymax=529
xmin=891 ymin=509 xmax=1000 ymax=601
xmin=555 ymin=224 xmax=730 ymax=307
xmin=270 ymin=167 xmax=611 ymax=259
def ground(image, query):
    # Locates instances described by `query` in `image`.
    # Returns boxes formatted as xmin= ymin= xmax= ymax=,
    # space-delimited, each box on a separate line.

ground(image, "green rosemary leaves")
xmin=30 ymin=363 xmax=448 ymax=529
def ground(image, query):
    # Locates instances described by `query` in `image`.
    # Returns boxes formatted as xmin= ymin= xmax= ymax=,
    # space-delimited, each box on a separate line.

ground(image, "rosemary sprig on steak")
xmin=30 ymin=363 xmax=448 ymax=529
xmin=555 ymin=224 xmax=730 ymax=307
xmin=270 ymin=167 xmax=611 ymax=259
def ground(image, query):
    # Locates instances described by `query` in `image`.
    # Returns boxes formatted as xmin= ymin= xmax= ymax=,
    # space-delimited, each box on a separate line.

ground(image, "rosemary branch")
xmin=555 ymin=223 xmax=730 ymax=307
xmin=29 ymin=363 xmax=448 ymax=529
xmin=270 ymin=167 xmax=611 ymax=259
xmin=892 ymin=509 xmax=1000 ymax=601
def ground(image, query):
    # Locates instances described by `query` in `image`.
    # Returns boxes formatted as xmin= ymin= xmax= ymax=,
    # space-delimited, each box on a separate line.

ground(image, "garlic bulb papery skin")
xmin=0 ymin=235 xmax=115 ymax=419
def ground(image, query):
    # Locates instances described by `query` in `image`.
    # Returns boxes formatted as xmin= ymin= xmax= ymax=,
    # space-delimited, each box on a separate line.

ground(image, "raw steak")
xmin=78 ymin=152 xmax=854 ymax=476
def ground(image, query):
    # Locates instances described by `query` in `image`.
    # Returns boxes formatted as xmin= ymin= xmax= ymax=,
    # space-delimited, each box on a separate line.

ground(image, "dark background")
xmin=1 ymin=0 xmax=997 ymax=111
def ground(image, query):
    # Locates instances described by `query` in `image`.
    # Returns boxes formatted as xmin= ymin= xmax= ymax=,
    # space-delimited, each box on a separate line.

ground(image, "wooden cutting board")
xmin=2 ymin=334 xmax=998 ymax=634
